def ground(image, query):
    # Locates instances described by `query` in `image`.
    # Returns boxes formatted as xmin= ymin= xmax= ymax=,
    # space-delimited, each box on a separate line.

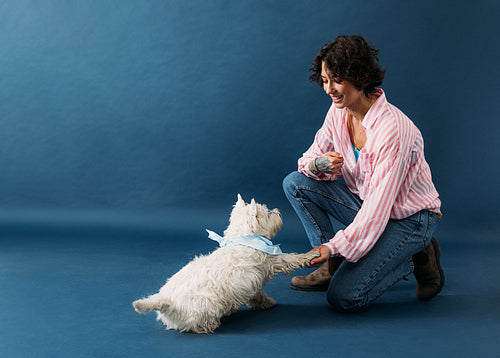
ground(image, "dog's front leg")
xmin=247 ymin=290 xmax=276 ymax=310
xmin=270 ymin=250 xmax=320 ymax=275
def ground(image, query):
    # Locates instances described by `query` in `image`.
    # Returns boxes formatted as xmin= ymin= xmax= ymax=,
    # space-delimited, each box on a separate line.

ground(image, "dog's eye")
xmin=270 ymin=210 xmax=281 ymax=218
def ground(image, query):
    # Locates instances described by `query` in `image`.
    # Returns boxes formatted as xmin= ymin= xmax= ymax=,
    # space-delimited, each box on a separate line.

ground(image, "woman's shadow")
xmin=216 ymin=292 xmax=497 ymax=334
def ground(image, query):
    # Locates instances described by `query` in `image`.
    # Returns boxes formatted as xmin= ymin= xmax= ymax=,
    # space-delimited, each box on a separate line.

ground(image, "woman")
xmin=283 ymin=35 xmax=444 ymax=312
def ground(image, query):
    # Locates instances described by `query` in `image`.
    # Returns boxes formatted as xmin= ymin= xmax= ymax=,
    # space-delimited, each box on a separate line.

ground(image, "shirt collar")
xmin=362 ymin=88 xmax=387 ymax=130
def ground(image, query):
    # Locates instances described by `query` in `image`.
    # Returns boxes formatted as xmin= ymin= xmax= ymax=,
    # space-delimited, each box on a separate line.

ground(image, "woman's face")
xmin=321 ymin=61 xmax=365 ymax=110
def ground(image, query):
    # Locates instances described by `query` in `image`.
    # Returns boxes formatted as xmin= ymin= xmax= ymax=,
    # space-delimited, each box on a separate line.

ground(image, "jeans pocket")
xmin=429 ymin=211 xmax=442 ymax=221
xmin=404 ymin=211 xmax=422 ymax=227
xmin=423 ymin=211 xmax=441 ymax=246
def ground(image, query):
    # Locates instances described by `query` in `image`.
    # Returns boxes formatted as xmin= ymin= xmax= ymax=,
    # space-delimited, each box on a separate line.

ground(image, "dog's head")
xmin=223 ymin=194 xmax=282 ymax=240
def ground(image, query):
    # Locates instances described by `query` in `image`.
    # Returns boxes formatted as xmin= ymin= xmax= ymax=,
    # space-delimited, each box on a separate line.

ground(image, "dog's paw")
xmin=311 ymin=249 xmax=321 ymax=258
xmin=297 ymin=250 xmax=321 ymax=268
xmin=303 ymin=249 xmax=321 ymax=261
xmin=132 ymin=299 xmax=150 ymax=313
xmin=259 ymin=297 xmax=277 ymax=310
xmin=249 ymin=296 xmax=276 ymax=310
xmin=248 ymin=291 xmax=276 ymax=310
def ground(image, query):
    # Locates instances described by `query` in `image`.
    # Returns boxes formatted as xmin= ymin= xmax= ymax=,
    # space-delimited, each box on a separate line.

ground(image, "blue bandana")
xmin=206 ymin=229 xmax=284 ymax=255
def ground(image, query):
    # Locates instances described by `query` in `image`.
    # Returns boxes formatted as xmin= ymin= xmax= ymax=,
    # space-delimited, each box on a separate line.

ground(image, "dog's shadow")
xmin=217 ymin=302 xmax=331 ymax=334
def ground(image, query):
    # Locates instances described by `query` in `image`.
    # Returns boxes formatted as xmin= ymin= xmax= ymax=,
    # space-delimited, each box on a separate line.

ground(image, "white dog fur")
xmin=132 ymin=194 xmax=319 ymax=333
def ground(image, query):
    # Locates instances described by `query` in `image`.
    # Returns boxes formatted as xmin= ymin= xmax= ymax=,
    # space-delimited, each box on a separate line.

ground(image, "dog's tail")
xmin=132 ymin=294 xmax=171 ymax=313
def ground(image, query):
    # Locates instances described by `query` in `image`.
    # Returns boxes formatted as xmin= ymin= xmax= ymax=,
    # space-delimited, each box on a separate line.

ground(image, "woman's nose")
xmin=326 ymin=82 xmax=334 ymax=94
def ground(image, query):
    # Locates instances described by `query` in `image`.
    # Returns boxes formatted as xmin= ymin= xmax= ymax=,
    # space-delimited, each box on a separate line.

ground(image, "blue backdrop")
xmin=1 ymin=2 xmax=499 ymax=357
xmin=0 ymin=0 xmax=498 ymax=229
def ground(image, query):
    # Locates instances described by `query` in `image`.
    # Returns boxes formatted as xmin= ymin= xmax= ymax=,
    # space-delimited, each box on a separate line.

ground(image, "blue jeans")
xmin=282 ymin=171 xmax=441 ymax=312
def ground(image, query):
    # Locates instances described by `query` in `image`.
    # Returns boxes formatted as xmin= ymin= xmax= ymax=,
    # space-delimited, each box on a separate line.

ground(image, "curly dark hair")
xmin=309 ymin=35 xmax=386 ymax=96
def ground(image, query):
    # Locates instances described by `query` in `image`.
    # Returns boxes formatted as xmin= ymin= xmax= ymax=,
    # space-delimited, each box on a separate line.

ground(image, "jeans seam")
xmin=423 ymin=210 xmax=439 ymax=247
xmin=351 ymin=211 xmax=423 ymax=306
xmin=296 ymin=185 xmax=360 ymax=212
xmin=293 ymin=189 xmax=327 ymax=244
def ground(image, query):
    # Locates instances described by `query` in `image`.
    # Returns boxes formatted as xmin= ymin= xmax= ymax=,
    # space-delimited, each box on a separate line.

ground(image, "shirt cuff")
xmin=323 ymin=230 xmax=353 ymax=260
xmin=323 ymin=242 xmax=339 ymax=257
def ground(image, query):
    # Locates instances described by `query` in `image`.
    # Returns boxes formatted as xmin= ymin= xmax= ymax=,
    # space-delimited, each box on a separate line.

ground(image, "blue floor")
xmin=0 ymin=214 xmax=499 ymax=358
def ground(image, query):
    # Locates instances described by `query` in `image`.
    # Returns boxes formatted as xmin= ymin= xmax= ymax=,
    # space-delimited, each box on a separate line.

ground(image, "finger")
xmin=310 ymin=258 xmax=325 ymax=266
xmin=310 ymin=253 xmax=329 ymax=266
xmin=324 ymin=155 xmax=344 ymax=166
xmin=309 ymin=259 xmax=323 ymax=267
xmin=324 ymin=152 xmax=344 ymax=159
xmin=310 ymin=250 xmax=323 ymax=265
xmin=330 ymin=161 xmax=343 ymax=173
xmin=329 ymin=157 xmax=343 ymax=167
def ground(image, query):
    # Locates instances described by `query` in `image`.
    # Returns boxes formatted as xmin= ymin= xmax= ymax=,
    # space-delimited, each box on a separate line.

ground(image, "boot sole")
xmin=290 ymin=282 xmax=329 ymax=292
xmin=419 ymin=237 xmax=445 ymax=301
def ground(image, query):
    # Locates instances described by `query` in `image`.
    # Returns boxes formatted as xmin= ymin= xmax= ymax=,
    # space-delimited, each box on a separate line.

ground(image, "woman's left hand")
xmin=309 ymin=245 xmax=331 ymax=266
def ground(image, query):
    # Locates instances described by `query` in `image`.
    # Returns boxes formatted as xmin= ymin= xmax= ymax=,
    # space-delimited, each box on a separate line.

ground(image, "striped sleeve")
xmin=298 ymin=108 xmax=343 ymax=181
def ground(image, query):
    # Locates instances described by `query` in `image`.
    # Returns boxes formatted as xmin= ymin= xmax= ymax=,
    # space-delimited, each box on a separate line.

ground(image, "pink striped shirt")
xmin=298 ymin=89 xmax=441 ymax=262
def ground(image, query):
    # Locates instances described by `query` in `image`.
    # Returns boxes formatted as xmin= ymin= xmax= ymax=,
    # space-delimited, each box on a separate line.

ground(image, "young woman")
xmin=283 ymin=35 xmax=444 ymax=312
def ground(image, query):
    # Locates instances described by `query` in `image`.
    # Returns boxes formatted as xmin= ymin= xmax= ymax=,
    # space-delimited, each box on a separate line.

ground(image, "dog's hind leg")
xmin=270 ymin=250 xmax=321 ymax=274
xmin=191 ymin=317 xmax=222 ymax=334
xmin=248 ymin=290 xmax=276 ymax=310
xmin=133 ymin=293 xmax=170 ymax=313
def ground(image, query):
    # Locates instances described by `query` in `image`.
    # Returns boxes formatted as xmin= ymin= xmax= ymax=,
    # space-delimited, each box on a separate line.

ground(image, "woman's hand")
xmin=310 ymin=152 xmax=344 ymax=174
xmin=309 ymin=245 xmax=331 ymax=266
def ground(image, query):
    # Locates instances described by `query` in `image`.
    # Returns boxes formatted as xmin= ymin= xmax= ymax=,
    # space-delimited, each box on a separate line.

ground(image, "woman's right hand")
xmin=309 ymin=245 xmax=332 ymax=266
xmin=312 ymin=152 xmax=344 ymax=174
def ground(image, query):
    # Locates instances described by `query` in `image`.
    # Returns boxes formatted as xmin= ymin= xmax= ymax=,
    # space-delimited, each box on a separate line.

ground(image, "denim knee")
xmin=327 ymin=283 xmax=363 ymax=313
xmin=282 ymin=171 xmax=304 ymax=196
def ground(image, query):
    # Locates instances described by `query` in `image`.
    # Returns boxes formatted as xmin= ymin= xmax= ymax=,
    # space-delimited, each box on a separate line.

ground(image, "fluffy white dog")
xmin=132 ymin=194 xmax=319 ymax=333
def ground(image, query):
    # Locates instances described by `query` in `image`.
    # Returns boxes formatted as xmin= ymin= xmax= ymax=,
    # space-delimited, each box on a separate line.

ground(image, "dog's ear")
xmin=247 ymin=199 xmax=258 ymax=231
xmin=235 ymin=194 xmax=245 ymax=208
xmin=249 ymin=199 xmax=257 ymax=216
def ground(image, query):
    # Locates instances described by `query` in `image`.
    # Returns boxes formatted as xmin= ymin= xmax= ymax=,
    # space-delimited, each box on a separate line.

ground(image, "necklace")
xmin=347 ymin=95 xmax=373 ymax=151
xmin=347 ymin=113 xmax=366 ymax=151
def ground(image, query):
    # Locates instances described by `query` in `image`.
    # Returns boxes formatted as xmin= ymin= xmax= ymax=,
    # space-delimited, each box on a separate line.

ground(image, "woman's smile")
xmin=331 ymin=94 xmax=344 ymax=103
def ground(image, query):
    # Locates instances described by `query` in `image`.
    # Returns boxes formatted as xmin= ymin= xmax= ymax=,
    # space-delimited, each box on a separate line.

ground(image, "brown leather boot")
xmin=291 ymin=256 xmax=344 ymax=291
xmin=412 ymin=237 xmax=445 ymax=301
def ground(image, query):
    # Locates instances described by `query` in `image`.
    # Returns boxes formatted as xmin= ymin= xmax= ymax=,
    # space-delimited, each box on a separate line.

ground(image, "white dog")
xmin=132 ymin=194 xmax=319 ymax=333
